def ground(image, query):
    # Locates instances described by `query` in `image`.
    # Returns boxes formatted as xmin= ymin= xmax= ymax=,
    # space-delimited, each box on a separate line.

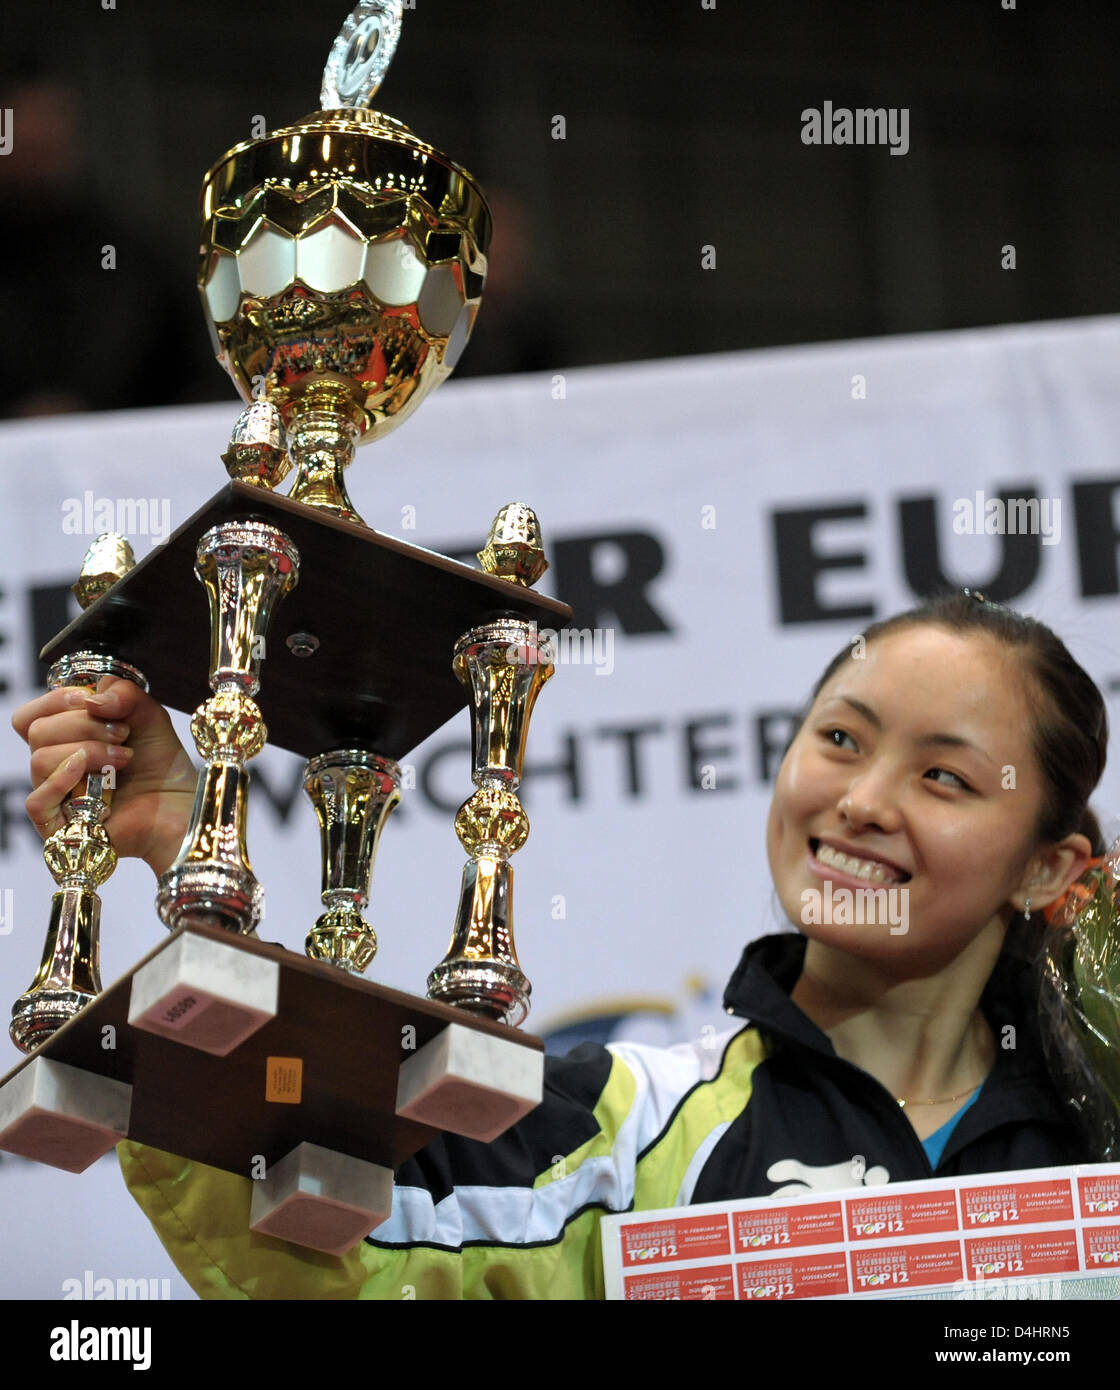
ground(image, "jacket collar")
xmin=722 ymin=932 xmax=830 ymax=1051
xmin=721 ymin=931 xmax=1072 ymax=1132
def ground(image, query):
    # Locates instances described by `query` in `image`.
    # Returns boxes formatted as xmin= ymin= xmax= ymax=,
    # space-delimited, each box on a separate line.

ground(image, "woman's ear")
xmin=1010 ymin=833 xmax=1094 ymax=914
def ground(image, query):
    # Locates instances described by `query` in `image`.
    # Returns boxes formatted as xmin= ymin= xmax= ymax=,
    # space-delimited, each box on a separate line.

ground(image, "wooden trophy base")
xmin=0 ymin=925 xmax=545 ymax=1254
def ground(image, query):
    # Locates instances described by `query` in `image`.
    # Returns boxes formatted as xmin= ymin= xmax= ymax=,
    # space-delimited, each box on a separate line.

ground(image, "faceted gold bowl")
xmin=199 ymin=109 xmax=490 ymax=445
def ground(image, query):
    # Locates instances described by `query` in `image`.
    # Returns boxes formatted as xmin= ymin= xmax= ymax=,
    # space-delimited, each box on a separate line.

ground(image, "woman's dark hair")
xmin=789 ymin=589 xmax=1109 ymax=946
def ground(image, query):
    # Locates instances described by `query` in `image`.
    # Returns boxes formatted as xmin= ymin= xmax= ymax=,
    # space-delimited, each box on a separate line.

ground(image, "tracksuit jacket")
xmin=119 ymin=932 xmax=1086 ymax=1299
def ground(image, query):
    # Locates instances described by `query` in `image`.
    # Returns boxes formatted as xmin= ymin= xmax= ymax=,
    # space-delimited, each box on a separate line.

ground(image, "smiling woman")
xmin=770 ymin=589 xmax=1107 ymax=1143
xmin=9 ymin=587 xmax=1112 ymax=1299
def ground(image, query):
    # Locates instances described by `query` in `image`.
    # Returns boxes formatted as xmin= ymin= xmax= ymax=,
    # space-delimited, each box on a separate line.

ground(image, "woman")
xmin=12 ymin=590 xmax=1109 ymax=1299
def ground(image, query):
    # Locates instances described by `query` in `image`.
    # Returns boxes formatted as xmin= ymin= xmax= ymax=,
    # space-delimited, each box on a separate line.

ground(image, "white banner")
xmin=2 ymin=315 xmax=1119 ymax=1296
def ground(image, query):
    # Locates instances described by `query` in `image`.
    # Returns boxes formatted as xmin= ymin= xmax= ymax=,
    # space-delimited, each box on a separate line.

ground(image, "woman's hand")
xmin=12 ymin=674 xmax=196 ymax=878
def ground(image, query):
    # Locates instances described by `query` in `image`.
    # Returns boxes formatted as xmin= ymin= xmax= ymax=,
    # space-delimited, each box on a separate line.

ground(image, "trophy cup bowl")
xmin=199 ymin=106 xmax=490 ymax=513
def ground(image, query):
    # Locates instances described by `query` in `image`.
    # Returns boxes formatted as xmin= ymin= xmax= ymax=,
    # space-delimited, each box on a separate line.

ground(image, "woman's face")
xmin=767 ymin=624 xmax=1048 ymax=970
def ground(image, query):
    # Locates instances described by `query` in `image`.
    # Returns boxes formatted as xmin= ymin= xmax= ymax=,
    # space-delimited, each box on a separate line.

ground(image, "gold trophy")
xmin=1 ymin=2 xmax=572 ymax=1251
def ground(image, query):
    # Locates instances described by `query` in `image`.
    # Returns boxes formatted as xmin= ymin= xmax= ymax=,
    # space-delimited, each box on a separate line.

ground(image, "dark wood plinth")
xmin=0 ymin=924 xmax=544 ymax=1177
xmin=40 ymin=482 xmax=573 ymax=759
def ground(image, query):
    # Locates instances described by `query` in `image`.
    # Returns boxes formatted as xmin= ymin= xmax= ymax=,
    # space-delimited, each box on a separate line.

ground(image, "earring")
xmin=1024 ymin=897 xmax=1032 ymax=922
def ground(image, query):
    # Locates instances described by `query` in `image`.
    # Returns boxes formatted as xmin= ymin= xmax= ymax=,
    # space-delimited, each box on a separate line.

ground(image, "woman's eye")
xmin=822 ymin=728 xmax=857 ymax=750
xmin=924 ymin=767 xmax=972 ymax=791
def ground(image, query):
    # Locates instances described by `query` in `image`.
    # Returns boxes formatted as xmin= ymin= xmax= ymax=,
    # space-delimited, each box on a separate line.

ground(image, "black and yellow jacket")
xmin=119 ymin=933 xmax=1086 ymax=1299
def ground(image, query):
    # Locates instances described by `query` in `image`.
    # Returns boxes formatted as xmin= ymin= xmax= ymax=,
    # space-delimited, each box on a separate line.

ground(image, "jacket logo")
xmin=766 ymin=1156 xmax=890 ymax=1197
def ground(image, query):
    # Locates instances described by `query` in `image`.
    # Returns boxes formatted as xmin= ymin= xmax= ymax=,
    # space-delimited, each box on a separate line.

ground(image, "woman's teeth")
xmin=814 ymin=841 xmax=903 ymax=884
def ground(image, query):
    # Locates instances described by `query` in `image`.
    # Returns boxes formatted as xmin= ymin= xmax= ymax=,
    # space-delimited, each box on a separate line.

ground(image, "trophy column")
xmin=427 ymin=505 xmax=555 ymax=1028
xmin=303 ymin=750 xmax=401 ymax=974
xmin=156 ymin=522 xmax=299 ymax=935
xmin=285 ymin=384 xmax=366 ymax=524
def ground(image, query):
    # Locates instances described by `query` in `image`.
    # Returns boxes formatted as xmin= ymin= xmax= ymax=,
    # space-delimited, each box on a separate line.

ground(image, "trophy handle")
xmin=427 ymin=506 xmax=556 ymax=1027
xmin=10 ymin=653 xmax=148 ymax=1054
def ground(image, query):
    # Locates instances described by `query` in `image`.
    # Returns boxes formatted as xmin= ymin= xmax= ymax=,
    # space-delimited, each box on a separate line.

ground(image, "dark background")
xmin=1 ymin=0 xmax=1117 ymax=416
